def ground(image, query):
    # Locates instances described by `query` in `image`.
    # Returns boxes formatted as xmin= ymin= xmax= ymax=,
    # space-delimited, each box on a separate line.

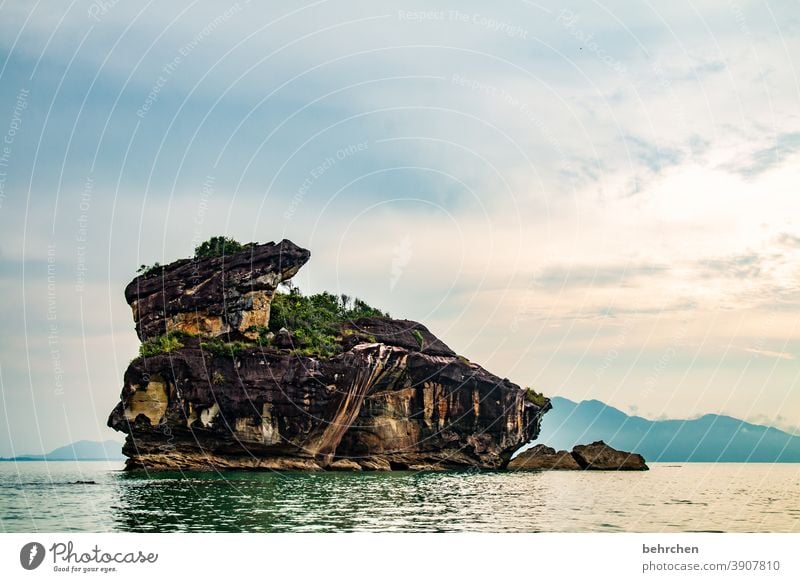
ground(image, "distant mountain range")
xmin=531 ymin=397 xmax=800 ymax=462
xmin=0 ymin=440 xmax=124 ymax=461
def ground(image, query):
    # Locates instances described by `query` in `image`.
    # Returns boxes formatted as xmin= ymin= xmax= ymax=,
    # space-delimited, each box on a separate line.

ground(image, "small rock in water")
xmin=507 ymin=441 xmax=648 ymax=471
xmin=508 ymin=444 xmax=581 ymax=470
xmin=572 ymin=440 xmax=649 ymax=471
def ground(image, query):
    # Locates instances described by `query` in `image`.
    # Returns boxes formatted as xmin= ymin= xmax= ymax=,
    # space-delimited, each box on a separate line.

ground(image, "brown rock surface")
xmin=340 ymin=318 xmax=455 ymax=356
xmin=571 ymin=440 xmax=649 ymax=470
xmin=507 ymin=444 xmax=581 ymax=470
xmin=328 ymin=459 xmax=363 ymax=471
xmin=126 ymin=239 xmax=309 ymax=341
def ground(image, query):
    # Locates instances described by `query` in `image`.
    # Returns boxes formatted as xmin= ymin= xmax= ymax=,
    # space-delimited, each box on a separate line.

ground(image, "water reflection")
xmin=111 ymin=470 xmax=517 ymax=532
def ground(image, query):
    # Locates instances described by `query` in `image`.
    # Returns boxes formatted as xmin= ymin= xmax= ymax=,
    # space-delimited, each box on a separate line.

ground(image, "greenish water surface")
xmin=1 ymin=461 xmax=798 ymax=532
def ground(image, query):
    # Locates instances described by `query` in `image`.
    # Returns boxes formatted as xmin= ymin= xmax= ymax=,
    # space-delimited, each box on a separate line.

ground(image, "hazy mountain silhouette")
xmin=531 ymin=397 xmax=800 ymax=462
xmin=1 ymin=440 xmax=124 ymax=461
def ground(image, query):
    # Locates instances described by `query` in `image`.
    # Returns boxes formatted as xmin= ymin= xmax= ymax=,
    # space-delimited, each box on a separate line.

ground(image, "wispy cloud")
xmin=775 ymin=233 xmax=800 ymax=248
xmin=624 ymin=134 xmax=684 ymax=175
xmin=533 ymin=263 xmax=670 ymax=290
xmin=739 ymin=346 xmax=795 ymax=360
xmin=728 ymin=132 xmax=800 ymax=178
xmin=698 ymin=253 xmax=763 ymax=280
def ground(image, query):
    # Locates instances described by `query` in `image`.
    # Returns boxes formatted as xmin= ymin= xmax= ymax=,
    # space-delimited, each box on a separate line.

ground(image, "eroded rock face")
xmin=572 ymin=440 xmax=649 ymax=471
xmin=108 ymin=336 xmax=546 ymax=471
xmin=507 ymin=444 xmax=581 ymax=470
xmin=108 ymin=240 xmax=549 ymax=471
xmin=126 ymin=239 xmax=309 ymax=341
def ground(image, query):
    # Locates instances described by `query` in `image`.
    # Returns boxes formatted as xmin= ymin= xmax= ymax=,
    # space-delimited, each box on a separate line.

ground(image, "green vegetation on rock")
xmin=269 ymin=287 xmax=387 ymax=357
xmin=134 ymin=288 xmax=388 ymax=361
xmin=139 ymin=331 xmax=193 ymax=357
xmin=411 ymin=329 xmax=424 ymax=350
xmin=136 ymin=262 xmax=162 ymax=277
xmin=524 ymin=387 xmax=548 ymax=407
xmin=194 ymin=236 xmax=245 ymax=259
xmin=200 ymin=338 xmax=256 ymax=357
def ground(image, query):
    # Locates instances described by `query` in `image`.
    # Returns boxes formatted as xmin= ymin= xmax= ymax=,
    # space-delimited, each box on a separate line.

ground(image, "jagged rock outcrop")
xmin=508 ymin=440 xmax=648 ymax=471
xmin=108 ymin=239 xmax=550 ymax=471
xmin=126 ymin=239 xmax=309 ymax=341
xmin=507 ymin=444 xmax=581 ymax=470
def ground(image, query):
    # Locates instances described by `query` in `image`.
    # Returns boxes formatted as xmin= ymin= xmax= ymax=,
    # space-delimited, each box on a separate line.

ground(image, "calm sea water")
xmin=1 ymin=462 xmax=798 ymax=532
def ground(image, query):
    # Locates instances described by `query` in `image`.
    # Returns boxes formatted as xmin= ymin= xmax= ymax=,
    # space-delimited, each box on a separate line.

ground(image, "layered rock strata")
xmin=126 ymin=239 xmax=309 ymax=341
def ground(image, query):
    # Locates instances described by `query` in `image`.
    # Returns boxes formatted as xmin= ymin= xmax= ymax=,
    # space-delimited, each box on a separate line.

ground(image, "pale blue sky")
xmin=1 ymin=0 xmax=799 ymax=455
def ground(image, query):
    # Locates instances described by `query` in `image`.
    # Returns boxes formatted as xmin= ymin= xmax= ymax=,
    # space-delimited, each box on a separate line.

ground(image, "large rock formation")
xmin=108 ymin=240 xmax=550 ymax=471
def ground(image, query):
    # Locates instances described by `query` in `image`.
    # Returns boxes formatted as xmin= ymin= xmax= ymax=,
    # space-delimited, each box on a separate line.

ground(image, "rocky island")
xmin=508 ymin=442 xmax=649 ymax=471
xmin=108 ymin=238 xmax=551 ymax=471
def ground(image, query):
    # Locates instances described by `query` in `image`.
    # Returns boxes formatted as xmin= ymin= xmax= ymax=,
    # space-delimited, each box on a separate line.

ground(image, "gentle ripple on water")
xmin=0 ymin=462 xmax=798 ymax=532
